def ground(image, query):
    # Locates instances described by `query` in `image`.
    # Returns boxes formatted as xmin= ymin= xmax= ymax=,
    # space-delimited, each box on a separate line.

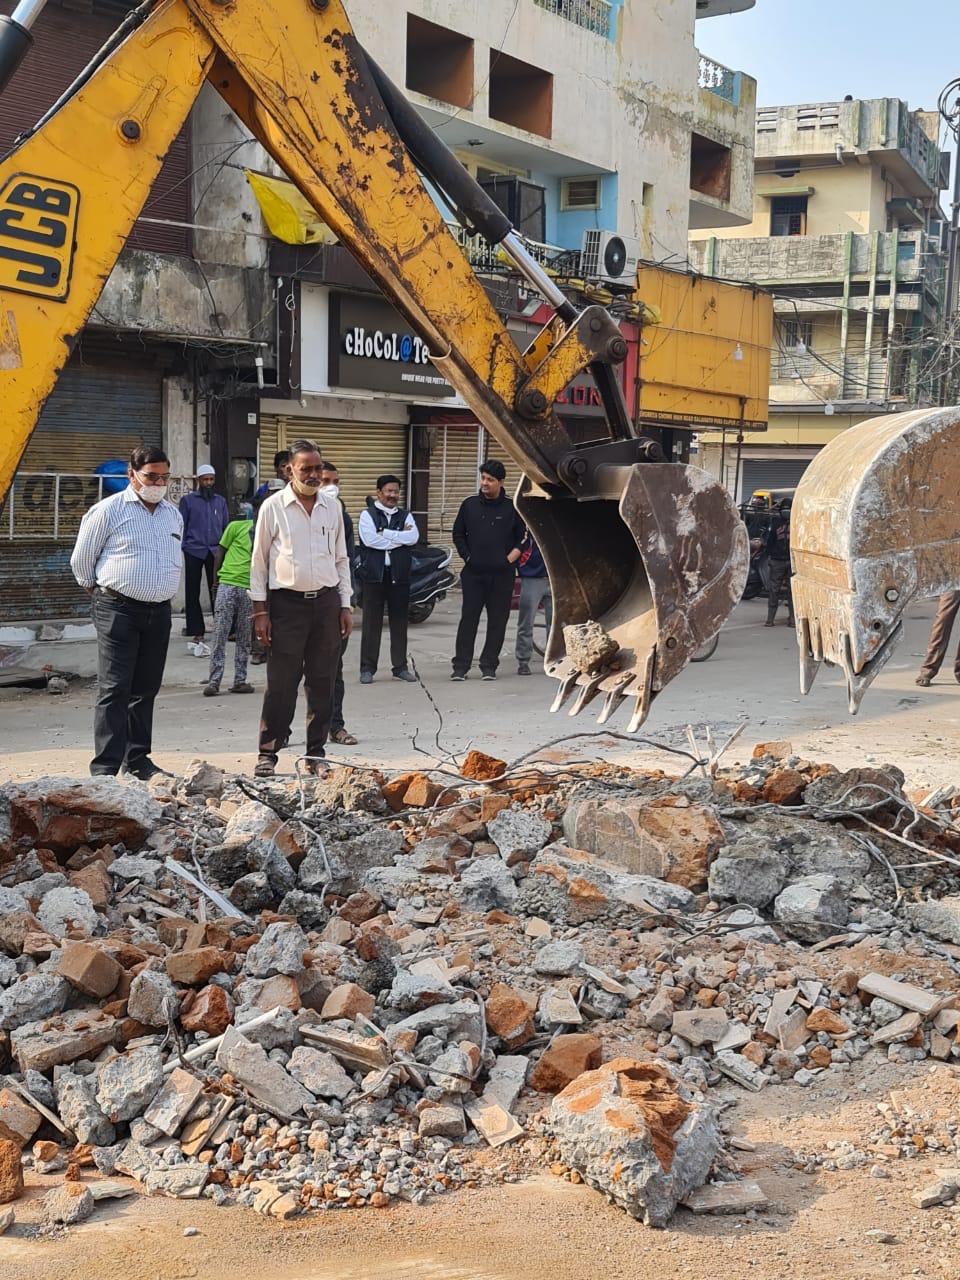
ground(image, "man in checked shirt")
xmin=71 ymin=446 xmax=183 ymax=780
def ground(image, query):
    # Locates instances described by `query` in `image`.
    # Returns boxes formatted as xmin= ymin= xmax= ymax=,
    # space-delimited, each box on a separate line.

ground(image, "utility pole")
xmin=940 ymin=78 xmax=960 ymax=403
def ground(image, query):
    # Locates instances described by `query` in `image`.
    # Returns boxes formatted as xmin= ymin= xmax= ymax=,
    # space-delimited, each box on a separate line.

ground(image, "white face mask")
xmin=321 ymin=483 xmax=339 ymax=498
xmin=137 ymin=476 xmax=168 ymax=504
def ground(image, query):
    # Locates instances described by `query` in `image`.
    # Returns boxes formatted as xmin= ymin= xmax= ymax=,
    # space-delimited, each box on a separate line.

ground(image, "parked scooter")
xmin=407 ymin=545 xmax=456 ymax=623
xmin=354 ymin=542 xmax=455 ymax=623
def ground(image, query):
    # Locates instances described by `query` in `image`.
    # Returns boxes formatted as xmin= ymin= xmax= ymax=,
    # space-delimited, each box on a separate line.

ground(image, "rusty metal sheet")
xmin=791 ymin=406 xmax=960 ymax=711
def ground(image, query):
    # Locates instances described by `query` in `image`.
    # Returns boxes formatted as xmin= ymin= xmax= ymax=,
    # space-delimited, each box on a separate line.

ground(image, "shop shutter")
xmin=425 ymin=423 xmax=482 ymax=562
xmin=0 ymin=0 xmax=191 ymax=255
xmin=741 ymin=457 xmax=813 ymax=498
xmin=10 ymin=358 xmax=162 ymax=546
xmin=261 ymin=416 xmax=408 ymax=532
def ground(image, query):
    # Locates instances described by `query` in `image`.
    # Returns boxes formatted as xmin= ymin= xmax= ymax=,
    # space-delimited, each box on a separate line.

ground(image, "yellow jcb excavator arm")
xmin=0 ymin=0 xmax=749 ymax=730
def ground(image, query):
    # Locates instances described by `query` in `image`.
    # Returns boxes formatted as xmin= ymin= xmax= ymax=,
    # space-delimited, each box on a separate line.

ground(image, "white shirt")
xmin=250 ymin=485 xmax=351 ymax=605
xmin=357 ymin=501 xmax=419 ymax=566
xmin=70 ymin=487 xmax=183 ymax=603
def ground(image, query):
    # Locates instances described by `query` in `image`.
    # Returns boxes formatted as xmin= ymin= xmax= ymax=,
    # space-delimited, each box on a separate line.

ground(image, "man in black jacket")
xmin=451 ymin=460 xmax=525 ymax=681
xmin=357 ymin=474 xmax=420 ymax=684
xmin=764 ymin=499 xmax=794 ymax=627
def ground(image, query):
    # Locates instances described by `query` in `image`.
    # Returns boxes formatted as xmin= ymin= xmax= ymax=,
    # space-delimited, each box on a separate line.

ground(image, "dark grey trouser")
xmin=91 ymin=591 xmax=172 ymax=775
xmin=920 ymin=590 xmax=960 ymax=680
xmin=360 ymin=579 xmax=410 ymax=675
xmin=258 ymin=587 xmax=341 ymax=763
xmin=767 ymin=558 xmax=793 ymax=622
xmin=515 ymin=576 xmax=552 ymax=663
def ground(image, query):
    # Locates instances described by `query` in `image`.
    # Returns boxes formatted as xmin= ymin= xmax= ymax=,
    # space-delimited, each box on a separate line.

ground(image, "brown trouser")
xmin=919 ymin=590 xmax=960 ymax=680
xmin=258 ymin=587 xmax=342 ymax=763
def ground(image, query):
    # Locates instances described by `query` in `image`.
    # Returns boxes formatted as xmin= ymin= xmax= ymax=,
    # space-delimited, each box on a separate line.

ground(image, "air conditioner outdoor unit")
xmin=581 ymin=229 xmax=641 ymax=285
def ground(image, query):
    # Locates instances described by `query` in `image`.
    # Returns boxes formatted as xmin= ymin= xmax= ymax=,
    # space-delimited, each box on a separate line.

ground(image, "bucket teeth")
xmin=548 ymin=665 xmax=581 ymax=714
xmin=568 ymin=672 xmax=606 ymax=717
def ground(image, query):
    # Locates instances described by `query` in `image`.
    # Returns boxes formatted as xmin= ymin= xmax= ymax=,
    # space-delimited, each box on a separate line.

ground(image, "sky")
xmin=701 ymin=1 xmax=960 ymax=121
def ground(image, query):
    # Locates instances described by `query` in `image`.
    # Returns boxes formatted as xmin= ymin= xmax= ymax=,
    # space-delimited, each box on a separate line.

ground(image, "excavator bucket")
xmin=517 ymin=463 xmax=748 ymax=732
xmin=791 ymin=406 xmax=960 ymax=712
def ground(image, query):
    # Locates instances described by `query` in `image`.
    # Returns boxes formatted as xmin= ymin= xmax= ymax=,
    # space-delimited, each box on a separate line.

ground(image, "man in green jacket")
xmin=203 ymin=505 xmax=255 ymax=697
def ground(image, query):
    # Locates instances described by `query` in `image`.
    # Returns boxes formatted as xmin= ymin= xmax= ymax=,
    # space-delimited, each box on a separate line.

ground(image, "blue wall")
xmin=541 ymin=172 xmax=619 ymax=248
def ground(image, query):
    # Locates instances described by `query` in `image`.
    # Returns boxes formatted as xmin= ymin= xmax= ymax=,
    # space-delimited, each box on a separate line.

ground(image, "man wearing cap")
xmin=179 ymin=464 xmax=229 ymax=644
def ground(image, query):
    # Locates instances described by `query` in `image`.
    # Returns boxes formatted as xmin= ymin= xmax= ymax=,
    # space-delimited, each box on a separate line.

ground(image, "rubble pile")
xmin=2 ymin=740 xmax=960 ymax=1230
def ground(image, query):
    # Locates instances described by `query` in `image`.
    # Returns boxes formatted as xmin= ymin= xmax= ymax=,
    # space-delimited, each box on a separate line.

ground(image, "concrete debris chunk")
xmin=12 ymin=1009 xmax=117 ymax=1073
xmin=41 ymin=1181 xmax=94 ymax=1225
xmin=533 ymin=939 xmax=585 ymax=977
xmin=244 ymin=922 xmax=308 ymax=978
xmin=0 ymin=973 xmax=70 ymax=1031
xmin=143 ymin=1068 xmax=204 ymax=1136
xmin=128 ymin=968 xmax=181 ymax=1027
xmin=463 ymin=1093 xmax=524 ymax=1147
xmin=681 ymin=1180 xmax=770 ymax=1215
xmin=671 ymin=1007 xmax=730 ymax=1047
xmin=487 ymin=808 xmax=552 ymax=866
xmin=215 ymin=1026 xmax=314 ymax=1115
xmin=773 ymin=874 xmax=849 ymax=942
xmin=550 ymin=1058 xmax=718 ymax=1227
xmin=870 ymin=1012 xmax=922 ymax=1046
xmin=96 ymin=1047 xmax=164 ymax=1124
xmin=54 ymin=1070 xmax=115 ymax=1146
xmin=286 ymin=1047 xmax=355 ymax=1100
xmin=1 ymin=775 xmax=162 ymax=854
xmin=857 ymin=973 xmax=940 ymax=1015
xmin=564 ymin=794 xmax=724 ymax=890
xmin=37 ymin=886 xmax=99 ymax=939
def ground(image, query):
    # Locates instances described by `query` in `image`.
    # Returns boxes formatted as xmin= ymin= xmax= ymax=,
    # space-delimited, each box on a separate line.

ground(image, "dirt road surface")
xmin=2 ymin=595 xmax=960 ymax=788
xmin=4 ymin=1057 xmax=959 ymax=1280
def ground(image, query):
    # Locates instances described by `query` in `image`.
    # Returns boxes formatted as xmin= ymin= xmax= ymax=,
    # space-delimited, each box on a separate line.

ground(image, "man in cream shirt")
xmin=250 ymin=438 xmax=353 ymax=777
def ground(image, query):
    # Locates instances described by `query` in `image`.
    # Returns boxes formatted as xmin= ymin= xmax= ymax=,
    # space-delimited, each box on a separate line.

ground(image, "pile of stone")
xmin=1 ymin=741 xmax=959 ymax=1232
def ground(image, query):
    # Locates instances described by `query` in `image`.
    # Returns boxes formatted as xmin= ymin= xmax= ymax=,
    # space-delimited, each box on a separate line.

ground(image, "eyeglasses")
xmin=139 ymin=472 xmax=169 ymax=483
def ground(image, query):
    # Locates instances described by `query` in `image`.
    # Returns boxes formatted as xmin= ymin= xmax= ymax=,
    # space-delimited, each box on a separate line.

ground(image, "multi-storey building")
xmin=689 ymin=97 xmax=951 ymax=497
xmin=0 ymin=0 xmax=760 ymax=620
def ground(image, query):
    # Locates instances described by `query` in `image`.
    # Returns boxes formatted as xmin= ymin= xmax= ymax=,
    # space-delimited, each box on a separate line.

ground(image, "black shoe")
xmin=393 ymin=669 xmax=417 ymax=683
xmin=481 ymin=671 xmax=496 ymax=681
xmin=360 ymin=671 xmax=374 ymax=685
xmin=450 ymin=672 xmax=467 ymax=682
xmin=203 ymin=682 xmax=220 ymax=697
xmin=122 ymin=759 xmax=169 ymax=782
xmin=254 ymin=756 xmax=276 ymax=778
xmin=517 ymin=663 xmax=531 ymax=676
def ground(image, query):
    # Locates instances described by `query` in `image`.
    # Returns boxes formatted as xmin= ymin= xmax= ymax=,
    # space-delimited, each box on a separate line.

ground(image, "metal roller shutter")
xmin=8 ymin=359 xmax=162 ymax=546
xmin=0 ymin=544 xmax=88 ymax=623
xmin=425 ymin=423 xmax=483 ymax=563
xmin=261 ymin=416 xmax=408 ymax=531
xmin=741 ymin=457 xmax=813 ymax=497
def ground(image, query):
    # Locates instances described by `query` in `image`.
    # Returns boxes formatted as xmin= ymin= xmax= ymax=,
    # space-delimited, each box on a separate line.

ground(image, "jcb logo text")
xmin=0 ymin=175 xmax=79 ymax=302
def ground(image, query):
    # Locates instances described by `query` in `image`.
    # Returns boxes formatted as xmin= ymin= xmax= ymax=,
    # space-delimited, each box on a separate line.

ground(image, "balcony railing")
xmin=698 ymin=53 xmax=740 ymax=106
xmin=446 ymin=223 xmax=572 ymax=274
xmin=533 ymin=0 xmax=612 ymax=39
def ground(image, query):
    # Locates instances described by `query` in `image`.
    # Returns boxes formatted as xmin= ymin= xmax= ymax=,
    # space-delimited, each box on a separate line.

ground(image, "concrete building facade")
xmin=689 ymin=97 xmax=951 ymax=497
xmin=0 ymin=0 xmax=760 ymax=621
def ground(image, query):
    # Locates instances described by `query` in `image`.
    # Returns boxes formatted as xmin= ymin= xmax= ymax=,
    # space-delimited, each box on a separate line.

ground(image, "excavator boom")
xmin=0 ymin=0 xmax=751 ymax=731
xmin=792 ymin=406 xmax=960 ymax=711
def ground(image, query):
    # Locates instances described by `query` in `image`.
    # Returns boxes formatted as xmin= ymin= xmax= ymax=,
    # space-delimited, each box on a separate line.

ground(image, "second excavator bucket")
xmin=517 ymin=462 xmax=748 ymax=732
xmin=791 ymin=405 xmax=960 ymax=712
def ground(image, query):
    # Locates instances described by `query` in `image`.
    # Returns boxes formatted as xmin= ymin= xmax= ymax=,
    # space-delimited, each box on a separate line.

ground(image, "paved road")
xmin=2 ymin=594 xmax=959 ymax=788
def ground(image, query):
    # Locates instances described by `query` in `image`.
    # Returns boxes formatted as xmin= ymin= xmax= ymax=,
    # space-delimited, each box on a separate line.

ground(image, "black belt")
xmin=274 ymin=586 xmax=336 ymax=600
xmin=97 ymin=586 xmax=171 ymax=607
